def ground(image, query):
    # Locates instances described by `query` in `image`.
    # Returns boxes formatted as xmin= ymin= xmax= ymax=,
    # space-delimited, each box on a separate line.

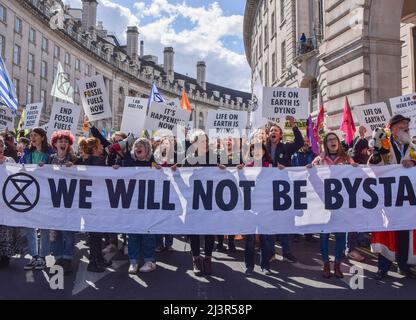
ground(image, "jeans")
xmin=245 ymin=235 xmax=275 ymax=270
xmin=128 ymin=234 xmax=156 ymax=264
xmin=20 ymin=228 xmax=50 ymax=258
xmin=320 ymin=233 xmax=346 ymax=263
xmin=277 ymin=234 xmax=290 ymax=255
xmin=156 ymin=235 xmax=173 ymax=248
xmin=50 ymin=231 xmax=75 ymax=260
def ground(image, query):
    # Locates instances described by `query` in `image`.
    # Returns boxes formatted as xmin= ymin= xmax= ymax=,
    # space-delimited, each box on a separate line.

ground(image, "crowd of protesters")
xmin=0 ymin=113 xmax=415 ymax=281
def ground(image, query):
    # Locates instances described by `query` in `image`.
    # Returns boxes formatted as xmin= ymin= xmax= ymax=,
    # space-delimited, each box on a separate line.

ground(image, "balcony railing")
xmin=297 ymin=37 xmax=318 ymax=56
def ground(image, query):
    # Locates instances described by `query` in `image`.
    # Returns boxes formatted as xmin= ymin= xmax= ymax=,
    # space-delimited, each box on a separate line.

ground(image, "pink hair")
xmin=51 ymin=130 xmax=75 ymax=148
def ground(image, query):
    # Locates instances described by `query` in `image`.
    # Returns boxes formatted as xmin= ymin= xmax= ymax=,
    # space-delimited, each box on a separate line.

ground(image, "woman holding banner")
xmin=19 ymin=128 xmax=53 ymax=271
xmin=216 ymin=137 xmax=245 ymax=253
xmin=114 ymin=138 xmax=160 ymax=274
xmin=238 ymin=143 xmax=275 ymax=276
xmin=173 ymin=130 xmax=219 ymax=276
xmin=310 ymin=132 xmax=357 ymax=279
xmin=0 ymin=137 xmax=19 ymax=269
xmin=76 ymin=137 xmax=112 ymax=273
xmin=48 ymin=131 xmax=77 ymax=274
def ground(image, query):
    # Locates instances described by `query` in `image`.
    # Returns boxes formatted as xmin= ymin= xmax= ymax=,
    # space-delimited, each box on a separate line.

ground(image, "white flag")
xmin=51 ymin=62 xmax=74 ymax=103
xmin=249 ymin=69 xmax=267 ymax=131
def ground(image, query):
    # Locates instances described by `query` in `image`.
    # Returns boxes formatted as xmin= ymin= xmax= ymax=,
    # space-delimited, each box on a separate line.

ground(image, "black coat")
xmin=267 ymin=127 xmax=303 ymax=167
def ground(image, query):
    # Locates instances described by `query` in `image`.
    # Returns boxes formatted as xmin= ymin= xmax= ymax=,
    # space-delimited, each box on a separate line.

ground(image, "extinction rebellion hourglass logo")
xmin=2 ymin=173 xmax=40 ymax=213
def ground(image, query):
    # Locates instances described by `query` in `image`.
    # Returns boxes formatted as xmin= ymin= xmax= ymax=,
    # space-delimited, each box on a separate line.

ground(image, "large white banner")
xmin=77 ymin=75 xmax=112 ymax=121
xmin=262 ymin=87 xmax=309 ymax=122
xmin=390 ymin=93 xmax=416 ymax=137
xmin=1 ymin=165 xmax=416 ymax=235
xmin=120 ymin=97 xmax=148 ymax=135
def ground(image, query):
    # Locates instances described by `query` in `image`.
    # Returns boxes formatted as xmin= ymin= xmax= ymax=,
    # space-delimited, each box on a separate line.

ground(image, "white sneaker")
xmin=102 ymin=244 xmax=117 ymax=254
xmin=128 ymin=263 xmax=138 ymax=274
xmin=139 ymin=261 xmax=156 ymax=273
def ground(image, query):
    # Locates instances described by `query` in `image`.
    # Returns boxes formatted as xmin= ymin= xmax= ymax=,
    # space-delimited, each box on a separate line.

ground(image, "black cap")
xmin=389 ymin=114 xmax=411 ymax=128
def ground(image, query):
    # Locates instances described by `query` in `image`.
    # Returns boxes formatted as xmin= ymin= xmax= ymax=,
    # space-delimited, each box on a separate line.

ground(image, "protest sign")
xmin=77 ymin=75 xmax=112 ymax=121
xmin=207 ymin=110 xmax=248 ymax=138
xmin=47 ymin=102 xmax=81 ymax=138
xmin=390 ymin=93 xmax=416 ymax=136
xmin=120 ymin=97 xmax=148 ymax=135
xmin=0 ymin=105 xmax=14 ymax=131
xmin=262 ymin=87 xmax=308 ymax=121
xmin=353 ymin=102 xmax=390 ymax=134
xmin=145 ymin=102 xmax=191 ymax=134
xmin=22 ymin=102 xmax=43 ymax=130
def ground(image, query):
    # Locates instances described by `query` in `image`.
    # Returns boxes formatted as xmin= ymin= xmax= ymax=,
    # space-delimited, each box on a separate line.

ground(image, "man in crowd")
xmin=370 ymin=115 xmax=416 ymax=280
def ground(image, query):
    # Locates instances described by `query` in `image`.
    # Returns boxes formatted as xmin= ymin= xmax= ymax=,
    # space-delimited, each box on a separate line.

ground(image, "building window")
xmin=53 ymin=66 xmax=57 ymax=77
xmin=13 ymin=44 xmax=21 ymax=65
xmin=28 ymin=53 xmax=35 ymax=72
xmin=42 ymin=37 xmax=48 ymax=52
xmin=65 ymin=52 xmax=71 ymax=65
xmin=271 ymin=11 xmax=276 ymax=37
xmin=75 ymin=58 xmax=80 ymax=71
xmin=54 ymin=45 xmax=60 ymax=59
xmin=0 ymin=5 xmax=6 ymax=23
xmin=75 ymin=79 xmax=79 ymax=94
xmin=29 ymin=27 xmax=36 ymax=44
xmin=264 ymin=25 xmax=268 ymax=47
xmin=41 ymin=61 xmax=47 ymax=79
xmin=259 ymin=34 xmax=262 ymax=55
xmin=281 ymin=41 xmax=286 ymax=71
xmin=316 ymin=0 xmax=324 ymax=42
xmin=272 ymin=52 xmax=276 ymax=82
xmin=311 ymin=79 xmax=319 ymax=112
xmin=264 ymin=62 xmax=269 ymax=86
xmin=198 ymin=112 xmax=204 ymax=129
xmin=0 ymin=35 xmax=5 ymax=58
xmin=41 ymin=89 xmax=46 ymax=110
xmin=86 ymin=64 xmax=90 ymax=76
xmin=15 ymin=17 xmax=22 ymax=34
xmin=280 ymin=0 xmax=285 ymax=23
xmin=27 ymin=84 xmax=33 ymax=104
xmin=13 ymin=78 xmax=20 ymax=98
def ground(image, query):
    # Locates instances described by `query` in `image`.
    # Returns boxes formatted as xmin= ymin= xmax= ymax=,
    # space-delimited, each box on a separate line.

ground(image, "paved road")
xmin=0 ymin=235 xmax=415 ymax=300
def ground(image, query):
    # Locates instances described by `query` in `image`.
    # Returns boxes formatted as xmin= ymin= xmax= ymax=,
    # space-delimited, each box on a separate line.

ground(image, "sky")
xmin=63 ymin=0 xmax=251 ymax=92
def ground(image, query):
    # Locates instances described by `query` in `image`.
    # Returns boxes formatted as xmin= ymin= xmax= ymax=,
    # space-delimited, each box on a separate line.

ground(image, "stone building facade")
xmin=244 ymin=0 xmax=416 ymax=129
xmin=0 ymin=0 xmax=251 ymax=133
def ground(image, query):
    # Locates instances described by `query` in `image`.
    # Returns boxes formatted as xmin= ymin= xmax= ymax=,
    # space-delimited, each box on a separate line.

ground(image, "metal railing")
xmin=297 ymin=37 xmax=318 ymax=56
